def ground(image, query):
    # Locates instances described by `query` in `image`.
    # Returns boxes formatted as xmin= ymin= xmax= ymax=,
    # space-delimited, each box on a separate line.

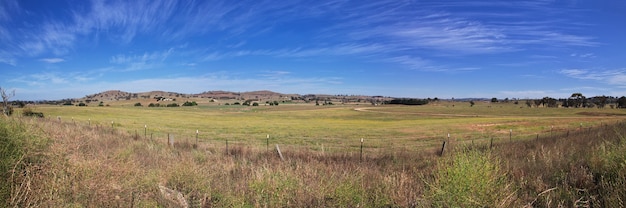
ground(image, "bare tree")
xmin=1 ymin=87 xmax=15 ymax=116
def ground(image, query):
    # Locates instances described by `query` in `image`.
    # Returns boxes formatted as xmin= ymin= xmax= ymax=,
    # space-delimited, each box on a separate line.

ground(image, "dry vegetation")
xmin=2 ymin=103 xmax=626 ymax=207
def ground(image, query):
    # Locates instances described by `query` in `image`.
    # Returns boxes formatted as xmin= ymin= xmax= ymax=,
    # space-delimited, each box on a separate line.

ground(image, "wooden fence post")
xmin=195 ymin=130 xmax=199 ymax=149
xmin=360 ymin=138 xmax=364 ymax=162
xmin=440 ymin=141 xmax=446 ymax=156
xmin=276 ymin=144 xmax=285 ymax=161
xmin=266 ymin=134 xmax=269 ymax=152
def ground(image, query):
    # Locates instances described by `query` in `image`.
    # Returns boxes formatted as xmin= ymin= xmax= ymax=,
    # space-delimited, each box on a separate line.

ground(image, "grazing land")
xmin=2 ymin=101 xmax=626 ymax=207
xmin=28 ymin=101 xmax=626 ymax=149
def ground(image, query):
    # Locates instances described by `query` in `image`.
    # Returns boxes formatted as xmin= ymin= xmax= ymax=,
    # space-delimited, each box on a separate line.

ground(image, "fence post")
xmin=276 ymin=144 xmax=285 ymax=161
xmin=88 ymin=118 xmax=91 ymax=126
xmin=440 ymin=140 xmax=446 ymax=156
xmin=490 ymin=137 xmax=493 ymax=149
xmin=226 ymin=139 xmax=229 ymax=155
xmin=509 ymin=129 xmax=512 ymax=141
xmin=360 ymin=138 xmax=364 ymax=162
xmin=266 ymin=134 xmax=270 ymax=152
xmin=168 ymin=134 xmax=174 ymax=146
xmin=144 ymin=125 xmax=147 ymax=139
xmin=195 ymin=130 xmax=199 ymax=149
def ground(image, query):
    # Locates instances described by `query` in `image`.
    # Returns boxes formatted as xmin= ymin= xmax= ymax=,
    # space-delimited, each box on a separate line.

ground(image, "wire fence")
xmin=20 ymin=114 xmax=626 ymax=160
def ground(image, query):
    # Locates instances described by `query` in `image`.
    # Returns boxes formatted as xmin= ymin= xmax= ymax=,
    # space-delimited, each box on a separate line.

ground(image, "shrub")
xmin=426 ymin=148 xmax=514 ymax=207
xmin=252 ymin=102 xmax=259 ymax=106
xmin=182 ymin=101 xmax=197 ymax=106
xmin=166 ymin=103 xmax=179 ymax=107
xmin=134 ymin=102 xmax=142 ymax=107
xmin=233 ymin=102 xmax=240 ymax=105
xmin=98 ymin=101 xmax=104 ymax=107
xmin=77 ymin=102 xmax=87 ymax=106
xmin=22 ymin=107 xmax=44 ymax=117
xmin=590 ymin=133 xmax=626 ymax=206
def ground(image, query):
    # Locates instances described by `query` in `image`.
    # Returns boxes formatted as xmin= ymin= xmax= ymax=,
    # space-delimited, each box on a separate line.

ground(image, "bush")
xmin=233 ymin=102 xmax=240 ymax=105
xmin=166 ymin=103 xmax=179 ymax=107
xmin=77 ymin=102 xmax=87 ymax=106
xmin=134 ymin=102 xmax=142 ymax=107
xmin=22 ymin=108 xmax=44 ymax=117
xmin=98 ymin=101 xmax=104 ymax=107
xmin=182 ymin=101 xmax=197 ymax=106
xmin=252 ymin=102 xmax=259 ymax=106
xmin=426 ymin=148 xmax=514 ymax=207
xmin=0 ymin=119 xmax=47 ymax=204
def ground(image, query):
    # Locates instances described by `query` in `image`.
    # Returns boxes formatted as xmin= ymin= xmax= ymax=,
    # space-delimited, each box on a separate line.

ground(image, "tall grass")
xmin=3 ymin=114 xmax=626 ymax=207
xmin=425 ymin=148 xmax=515 ymax=207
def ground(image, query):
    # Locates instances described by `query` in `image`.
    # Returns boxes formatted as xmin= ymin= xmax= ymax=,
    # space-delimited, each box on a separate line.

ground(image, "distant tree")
xmin=273 ymin=101 xmax=279 ymax=106
xmin=591 ymin=96 xmax=608 ymax=108
xmin=98 ymin=101 xmax=104 ymax=107
xmin=77 ymin=102 xmax=87 ymax=106
xmin=134 ymin=102 xmax=142 ymax=107
xmin=525 ymin=100 xmax=532 ymax=108
xmin=1 ymin=87 xmax=15 ymax=116
xmin=469 ymin=100 xmax=475 ymax=107
xmin=166 ymin=103 xmax=179 ymax=107
xmin=569 ymin=93 xmax=585 ymax=108
xmin=252 ymin=102 xmax=259 ymax=106
xmin=182 ymin=101 xmax=198 ymax=106
xmin=490 ymin=98 xmax=498 ymax=103
xmin=617 ymin=96 xmax=626 ymax=108
xmin=387 ymin=99 xmax=429 ymax=105
xmin=148 ymin=103 xmax=156 ymax=107
xmin=542 ymin=97 xmax=558 ymax=108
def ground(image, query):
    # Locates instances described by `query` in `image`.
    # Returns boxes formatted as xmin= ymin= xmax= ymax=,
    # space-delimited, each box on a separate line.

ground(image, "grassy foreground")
xmin=2 ymin=103 xmax=626 ymax=207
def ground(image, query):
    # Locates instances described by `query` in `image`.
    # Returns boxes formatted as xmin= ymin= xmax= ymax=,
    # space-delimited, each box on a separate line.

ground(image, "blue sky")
xmin=1 ymin=0 xmax=625 ymax=100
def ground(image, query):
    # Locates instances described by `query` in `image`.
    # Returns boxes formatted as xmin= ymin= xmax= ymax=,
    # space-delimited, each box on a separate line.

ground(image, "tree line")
xmin=491 ymin=93 xmax=626 ymax=109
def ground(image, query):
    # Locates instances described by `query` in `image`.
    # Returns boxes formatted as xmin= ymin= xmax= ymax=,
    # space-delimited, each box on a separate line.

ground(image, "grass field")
xmin=25 ymin=101 xmax=626 ymax=151
xmin=4 ymin=101 xmax=626 ymax=207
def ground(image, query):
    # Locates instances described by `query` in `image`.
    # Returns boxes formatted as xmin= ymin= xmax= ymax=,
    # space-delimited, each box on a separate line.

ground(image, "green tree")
xmin=617 ymin=96 xmax=626 ymax=108
xmin=490 ymin=98 xmax=498 ymax=103
xmin=469 ymin=100 xmax=475 ymax=107
xmin=134 ymin=102 xmax=142 ymax=107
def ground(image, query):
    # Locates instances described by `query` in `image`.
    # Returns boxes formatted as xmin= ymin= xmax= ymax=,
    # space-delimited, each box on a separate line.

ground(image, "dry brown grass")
xmin=5 ymin=117 xmax=626 ymax=207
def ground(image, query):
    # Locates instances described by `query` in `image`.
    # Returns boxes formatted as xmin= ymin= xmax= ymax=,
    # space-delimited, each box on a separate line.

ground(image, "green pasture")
xmin=22 ymin=101 xmax=626 ymax=150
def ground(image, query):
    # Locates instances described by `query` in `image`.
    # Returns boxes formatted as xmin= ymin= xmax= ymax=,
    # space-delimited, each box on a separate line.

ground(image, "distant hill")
xmin=76 ymin=90 xmax=393 ymax=105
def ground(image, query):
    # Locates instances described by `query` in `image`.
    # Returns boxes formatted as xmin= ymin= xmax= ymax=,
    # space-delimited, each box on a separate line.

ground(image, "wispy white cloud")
xmin=110 ymin=48 xmax=173 ymax=71
xmin=39 ymin=58 xmax=65 ymax=63
xmin=570 ymin=53 xmax=596 ymax=58
xmin=559 ymin=69 xmax=626 ymax=86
